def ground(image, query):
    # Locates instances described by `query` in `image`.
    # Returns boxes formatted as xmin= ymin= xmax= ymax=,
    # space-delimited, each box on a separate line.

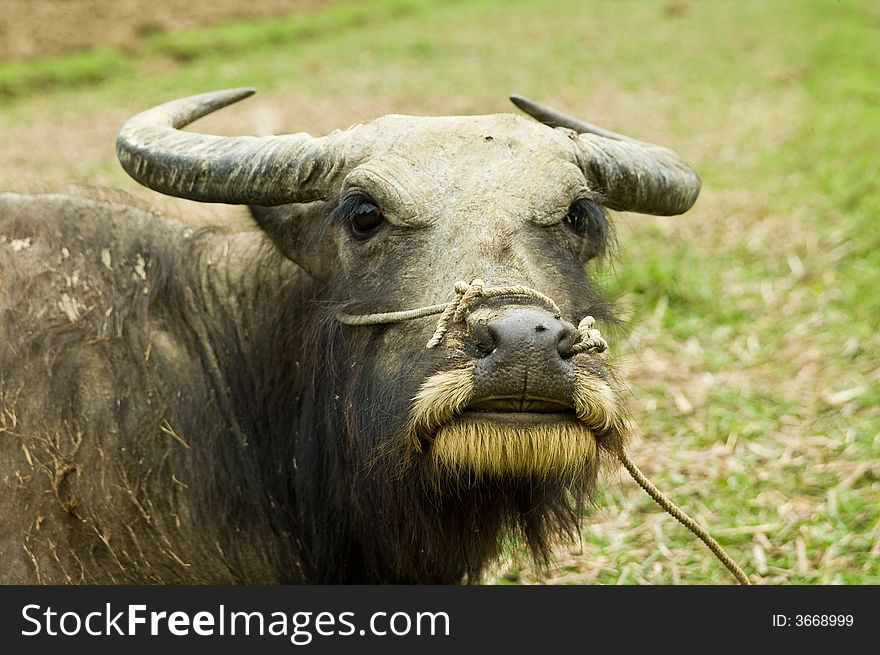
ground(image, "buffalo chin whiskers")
xmin=429 ymin=418 xmax=597 ymax=480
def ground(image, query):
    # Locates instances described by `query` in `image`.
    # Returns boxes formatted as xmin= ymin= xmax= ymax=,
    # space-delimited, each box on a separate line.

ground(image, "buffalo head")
xmin=116 ymin=89 xmax=700 ymax=580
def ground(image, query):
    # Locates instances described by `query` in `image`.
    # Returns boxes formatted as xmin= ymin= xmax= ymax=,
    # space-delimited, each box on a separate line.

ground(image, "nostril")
xmin=535 ymin=324 xmax=547 ymax=333
xmin=556 ymin=322 xmax=579 ymax=359
xmin=467 ymin=316 xmax=496 ymax=357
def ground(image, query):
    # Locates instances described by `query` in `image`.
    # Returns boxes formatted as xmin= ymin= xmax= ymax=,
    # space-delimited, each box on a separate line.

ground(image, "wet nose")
xmin=466 ymin=306 xmax=579 ymax=401
xmin=469 ymin=306 xmax=578 ymax=360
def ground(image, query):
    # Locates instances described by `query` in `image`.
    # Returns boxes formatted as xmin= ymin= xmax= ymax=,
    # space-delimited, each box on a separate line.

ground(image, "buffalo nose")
xmin=467 ymin=305 xmax=579 ymax=403
xmin=467 ymin=306 xmax=579 ymax=361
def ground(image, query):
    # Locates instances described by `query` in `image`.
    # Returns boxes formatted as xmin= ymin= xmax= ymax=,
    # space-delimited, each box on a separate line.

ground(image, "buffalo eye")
xmin=563 ymin=197 xmax=609 ymax=256
xmin=565 ymin=197 xmax=607 ymax=234
xmin=564 ymin=198 xmax=594 ymax=234
xmin=349 ymin=200 xmax=385 ymax=239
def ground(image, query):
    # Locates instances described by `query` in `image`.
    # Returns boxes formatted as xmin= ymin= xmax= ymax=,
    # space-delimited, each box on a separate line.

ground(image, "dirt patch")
xmin=0 ymin=0 xmax=361 ymax=226
xmin=0 ymin=0 xmax=342 ymax=61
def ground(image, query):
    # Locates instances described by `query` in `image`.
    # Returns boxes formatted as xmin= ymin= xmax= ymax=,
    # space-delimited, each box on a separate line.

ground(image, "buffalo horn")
xmin=510 ymin=95 xmax=701 ymax=216
xmin=117 ymin=88 xmax=345 ymax=205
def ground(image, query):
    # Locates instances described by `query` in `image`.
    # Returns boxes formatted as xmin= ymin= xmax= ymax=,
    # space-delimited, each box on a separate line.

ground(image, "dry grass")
xmin=0 ymin=0 xmax=342 ymax=60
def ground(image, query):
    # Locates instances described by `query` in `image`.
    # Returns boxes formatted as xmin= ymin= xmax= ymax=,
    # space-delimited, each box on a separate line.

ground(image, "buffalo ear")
xmin=249 ymin=203 xmax=336 ymax=281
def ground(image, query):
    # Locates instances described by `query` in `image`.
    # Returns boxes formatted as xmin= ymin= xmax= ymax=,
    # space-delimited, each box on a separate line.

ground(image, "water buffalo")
xmin=0 ymin=89 xmax=699 ymax=583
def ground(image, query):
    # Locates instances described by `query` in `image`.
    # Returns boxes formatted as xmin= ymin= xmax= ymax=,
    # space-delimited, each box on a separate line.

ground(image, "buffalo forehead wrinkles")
xmin=336 ymin=114 xmax=585 ymax=220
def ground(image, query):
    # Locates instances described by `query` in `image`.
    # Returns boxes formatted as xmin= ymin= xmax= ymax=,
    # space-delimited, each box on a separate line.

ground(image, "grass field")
xmin=1 ymin=0 xmax=877 ymax=584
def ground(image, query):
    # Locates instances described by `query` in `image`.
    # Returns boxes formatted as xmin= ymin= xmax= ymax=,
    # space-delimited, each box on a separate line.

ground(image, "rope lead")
xmin=618 ymin=448 xmax=751 ymax=585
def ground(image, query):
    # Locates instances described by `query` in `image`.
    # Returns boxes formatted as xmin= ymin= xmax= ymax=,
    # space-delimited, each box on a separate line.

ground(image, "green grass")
xmin=0 ymin=48 xmax=133 ymax=99
xmin=1 ymin=0 xmax=878 ymax=584
xmin=0 ymin=0 xmax=419 ymax=99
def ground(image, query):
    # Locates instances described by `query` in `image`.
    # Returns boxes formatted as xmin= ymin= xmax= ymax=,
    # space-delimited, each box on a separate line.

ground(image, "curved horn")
xmin=510 ymin=95 xmax=700 ymax=216
xmin=117 ymin=88 xmax=347 ymax=205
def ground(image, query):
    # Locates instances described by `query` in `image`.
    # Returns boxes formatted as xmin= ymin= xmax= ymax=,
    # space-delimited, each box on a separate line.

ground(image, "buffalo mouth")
xmin=404 ymin=365 xmax=617 ymax=478
xmin=428 ymin=396 xmax=595 ymax=478
xmin=460 ymin=396 xmax=579 ymax=426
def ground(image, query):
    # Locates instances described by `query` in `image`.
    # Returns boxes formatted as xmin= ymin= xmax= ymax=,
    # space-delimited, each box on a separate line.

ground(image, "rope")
xmin=337 ymin=279 xmax=750 ymax=585
xmin=337 ymin=279 xmax=607 ymax=352
xmin=572 ymin=315 xmax=609 ymax=355
xmin=618 ymin=448 xmax=751 ymax=585
xmin=334 ymin=302 xmax=449 ymax=326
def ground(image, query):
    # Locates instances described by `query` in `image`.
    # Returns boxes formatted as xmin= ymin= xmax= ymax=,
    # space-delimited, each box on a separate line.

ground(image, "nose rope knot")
xmin=335 ymin=279 xmax=609 ymax=353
